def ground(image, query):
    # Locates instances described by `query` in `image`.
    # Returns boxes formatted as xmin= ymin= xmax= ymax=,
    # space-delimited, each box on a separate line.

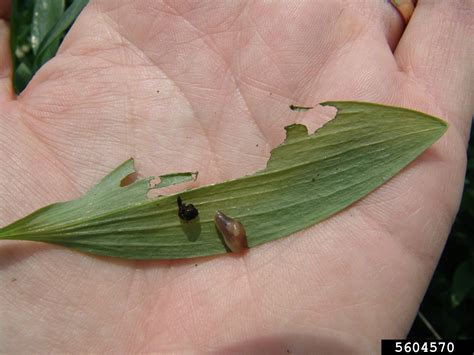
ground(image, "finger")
xmin=0 ymin=20 xmax=13 ymax=102
xmin=391 ymin=0 xmax=415 ymax=24
xmin=0 ymin=0 xmax=11 ymax=19
xmin=394 ymin=0 xmax=474 ymax=142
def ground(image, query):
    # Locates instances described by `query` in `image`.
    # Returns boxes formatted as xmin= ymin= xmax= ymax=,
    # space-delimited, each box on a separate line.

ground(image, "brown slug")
xmin=214 ymin=210 xmax=248 ymax=253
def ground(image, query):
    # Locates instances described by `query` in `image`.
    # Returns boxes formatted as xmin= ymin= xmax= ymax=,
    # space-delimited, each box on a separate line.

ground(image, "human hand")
xmin=1 ymin=1 xmax=472 ymax=353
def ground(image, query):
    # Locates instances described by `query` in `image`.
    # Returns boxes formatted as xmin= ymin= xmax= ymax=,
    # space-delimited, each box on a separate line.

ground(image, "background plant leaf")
xmin=11 ymin=0 xmax=35 ymax=94
xmin=13 ymin=62 xmax=33 ymax=94
xmin=34 ymin=0 xmax=88 ymax=69
xmin=451 ymin=257 xmax=474 ymax=307
xmin=0 ymin=102 xmax=448 ymax=259
xmin=31 ymin=0 xmax=65 ymax=55
xmin=10 ymin=0 xmax=88 ymax=94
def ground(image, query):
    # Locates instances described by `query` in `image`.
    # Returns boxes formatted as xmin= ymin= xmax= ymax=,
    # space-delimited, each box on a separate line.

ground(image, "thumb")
xmin=0 ymin=19 xmax=13 ymax=102
xmin=394 ymin=1 xmax=474 ymax=143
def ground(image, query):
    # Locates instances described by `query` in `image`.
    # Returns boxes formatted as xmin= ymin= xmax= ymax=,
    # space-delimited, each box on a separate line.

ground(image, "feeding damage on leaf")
xmin=0 ymin=102 xmax=448 ymax=260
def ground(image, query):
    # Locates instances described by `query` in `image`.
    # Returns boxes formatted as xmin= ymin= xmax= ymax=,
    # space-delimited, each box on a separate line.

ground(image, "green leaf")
xmin=13 ymin=62 xmax=33 ymax=93
xmin=34 ymin=0 xmax=88 ymax=69
xmin=10 ymin=0 xmax=35 ymax=93
xmin=31 ymin=0 xmax=65 ymax=55
xmin=0 ymin=102 xmax=448 ymax=259
xmin=451 ymin=257 xmax=474 ymax=307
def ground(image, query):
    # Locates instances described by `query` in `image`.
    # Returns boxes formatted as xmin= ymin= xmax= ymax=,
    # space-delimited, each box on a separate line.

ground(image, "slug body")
xmin=214 ymin=211 xmax=248 ymax=253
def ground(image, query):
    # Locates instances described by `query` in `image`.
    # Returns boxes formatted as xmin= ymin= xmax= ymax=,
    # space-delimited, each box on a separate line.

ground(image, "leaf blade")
xmin=0 ymin=102 xmax=448 ymax=259
xmin=31 ymin=0 xmax=65 ymax=55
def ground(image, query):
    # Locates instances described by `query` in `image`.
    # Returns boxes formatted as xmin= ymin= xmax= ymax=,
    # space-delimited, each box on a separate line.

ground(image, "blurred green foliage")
xmin=8 ymin=0 xmax=474 ymax=340
xmin=10 ymin=0 xmax=88 ymax=94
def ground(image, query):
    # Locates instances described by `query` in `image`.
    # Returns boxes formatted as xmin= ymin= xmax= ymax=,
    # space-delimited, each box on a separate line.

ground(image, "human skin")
xmin=0 ymin=1 xmax=473 ymax=353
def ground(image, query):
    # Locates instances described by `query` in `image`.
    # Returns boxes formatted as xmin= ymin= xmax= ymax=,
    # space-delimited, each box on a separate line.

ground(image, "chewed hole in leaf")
xmin=120 ymin=172 xmax=140 ymax=187
xmin=291 ymin=104 xmax=336 ymax=137
xmin=147 ymin=171 xmax=199 ymax=198
xmin=0 ymin=101 xmax=448 ymax=260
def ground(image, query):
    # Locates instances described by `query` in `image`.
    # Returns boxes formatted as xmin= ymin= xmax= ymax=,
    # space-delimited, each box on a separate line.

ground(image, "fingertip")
xmin=0 ymin=0 xmax=11 ymax=19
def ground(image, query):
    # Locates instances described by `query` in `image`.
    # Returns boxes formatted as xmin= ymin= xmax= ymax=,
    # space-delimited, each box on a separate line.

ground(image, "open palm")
xmin=1 ymin=1 xmax=473 ymax=353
